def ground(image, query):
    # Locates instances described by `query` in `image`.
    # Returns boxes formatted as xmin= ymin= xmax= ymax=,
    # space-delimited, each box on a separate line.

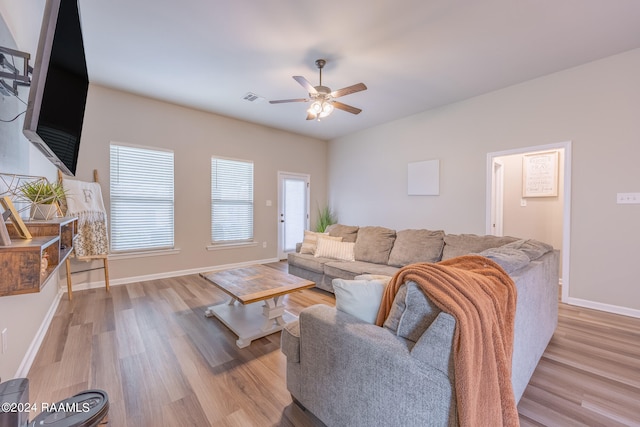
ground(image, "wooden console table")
xmin=0 ymin=217 xmax=77 ymax=297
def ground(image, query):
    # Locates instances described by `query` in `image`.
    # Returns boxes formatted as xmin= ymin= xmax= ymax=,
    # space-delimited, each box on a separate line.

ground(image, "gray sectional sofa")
xmin=282 ymin=224 xmax=560 ymax=426
xmin=288 ymin=224 xmax=533 ymax=292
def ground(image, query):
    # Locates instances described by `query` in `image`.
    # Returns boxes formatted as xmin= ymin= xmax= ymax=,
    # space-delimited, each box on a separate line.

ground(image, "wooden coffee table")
xmin=200 ymin=264 xmax=315 ymax=348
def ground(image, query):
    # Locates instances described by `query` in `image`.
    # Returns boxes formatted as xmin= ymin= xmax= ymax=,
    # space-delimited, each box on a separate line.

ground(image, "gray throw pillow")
xmin=383 ymin=282 xmax=441 ymax=343
xmin=387 ymin=229 xmax=445 ymax=267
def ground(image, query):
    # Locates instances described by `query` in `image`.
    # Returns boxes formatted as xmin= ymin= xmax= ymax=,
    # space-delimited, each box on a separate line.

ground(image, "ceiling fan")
xmin=270 ymin=59 xmax=367 ymax=121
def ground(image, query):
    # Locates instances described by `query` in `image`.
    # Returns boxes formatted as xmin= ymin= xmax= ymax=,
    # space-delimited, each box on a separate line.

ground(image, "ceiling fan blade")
xmin=269 ymin=98 xmax=310 ymax=104
xmin=293 ymin=76 xmax=318 ymax=95
xmin=332 ymin=101 xmax=362 ymax=115
xmin=330 ymin=83 xmax=367 ymax=98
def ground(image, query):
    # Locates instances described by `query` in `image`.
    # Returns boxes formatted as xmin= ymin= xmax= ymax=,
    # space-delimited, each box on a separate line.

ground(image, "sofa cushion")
xmin=332 ymin=278 xmax=388 ymax=324
xmin=314 ymin=237 xmax=355 ymax=261
xmin=441 ymin=234 xmax=519 ymax=260
xmin=300 ymin=231 xmax=341 ymax=255
xmin=501 ymin=239 xmax=553 ymax=261
xmin=324 ymin=261 xmax=400 ymax=280
xmin=388 ymin=229 xmax=445 ymax=267
xmin=477 ymin=246 xmax=530 ymax=274
xmin=383 ymin=281 xmax=441 ymax=343
xmin=326 ymin=224 xmax=359 ymax=243
xmin=287 ymin=252 xmax=333 ymax=274
xmin=354 ymin=226 xmax=396 ymax=264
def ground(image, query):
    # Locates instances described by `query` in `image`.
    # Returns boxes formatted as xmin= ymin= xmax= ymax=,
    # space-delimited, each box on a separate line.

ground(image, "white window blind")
xmin=110 ymin=143 xmax=174 ymax=252
xmin=211 ymin=157 xmax=254 ymax=243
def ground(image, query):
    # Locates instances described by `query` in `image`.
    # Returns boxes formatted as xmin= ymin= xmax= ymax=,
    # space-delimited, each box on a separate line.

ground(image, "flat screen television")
xmin=23 ymin=0 xmax=88 ymax=176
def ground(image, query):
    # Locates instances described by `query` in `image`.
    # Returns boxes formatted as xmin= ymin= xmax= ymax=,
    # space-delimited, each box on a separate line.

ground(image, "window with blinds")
xmin=110 ymin=143 xmax=175 ymax=252
xmin=211 ymin=157 xmax=254 ymax=244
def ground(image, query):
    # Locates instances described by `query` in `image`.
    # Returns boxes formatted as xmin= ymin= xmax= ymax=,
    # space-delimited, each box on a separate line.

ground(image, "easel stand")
xmin=59 ymin=170 xmax=110 ymax=301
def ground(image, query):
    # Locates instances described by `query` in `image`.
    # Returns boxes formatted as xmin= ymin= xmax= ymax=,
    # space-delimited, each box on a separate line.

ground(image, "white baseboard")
xmin=66 ymin=257 xmax=281 ymax=292
xmin=566 ymin=297 xmax=640 ymax=319
xmin=15 ymin=289 xmax=64 ymax=378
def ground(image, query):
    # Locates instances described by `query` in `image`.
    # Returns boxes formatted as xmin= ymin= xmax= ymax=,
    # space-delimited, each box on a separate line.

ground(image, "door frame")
xmin=486 ymin=140 xmax=572 ymax=303
xmin=490 ymin=159 xmax=504 ymax=236
xmin=277 ymin=171 xmax=310 ymax=260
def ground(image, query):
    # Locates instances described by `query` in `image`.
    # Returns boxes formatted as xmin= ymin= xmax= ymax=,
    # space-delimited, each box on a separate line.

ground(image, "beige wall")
xmin=329 ymin=48 xmax=640 ymax=314
xmin=0 ymin=11 xmax=61 ymax=381
xmin=71 ymin=85 xmax=327 ymax=284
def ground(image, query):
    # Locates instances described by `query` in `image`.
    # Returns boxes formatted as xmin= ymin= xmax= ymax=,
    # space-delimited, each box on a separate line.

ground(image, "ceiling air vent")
xmin=243 ymin=92 xmax=264 ymax=102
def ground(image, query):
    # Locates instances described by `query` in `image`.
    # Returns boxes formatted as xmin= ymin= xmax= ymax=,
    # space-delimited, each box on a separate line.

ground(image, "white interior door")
xmin=278 ymin=172 xmax=310 ymax=260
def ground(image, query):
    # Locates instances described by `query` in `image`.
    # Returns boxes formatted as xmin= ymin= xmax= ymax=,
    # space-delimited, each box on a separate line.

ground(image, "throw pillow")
xmin=314 ymin=236 xmax=354 ymax=261
xmin=387 ymin=229 xmax=445 ymax=267
xmin=300 ymin=230 xmax=341 ymax=255
xmin=383 ymin=281 xmax=441 ymax=343
xmin=332 ymin=278 xmax=388 ymax=324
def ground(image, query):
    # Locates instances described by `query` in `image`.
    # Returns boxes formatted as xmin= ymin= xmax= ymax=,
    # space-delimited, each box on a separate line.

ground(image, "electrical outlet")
xmin=1 ymin=328 xmax=7 ymax=354
xmin=262 ymin=242 xmax=267 ymax=248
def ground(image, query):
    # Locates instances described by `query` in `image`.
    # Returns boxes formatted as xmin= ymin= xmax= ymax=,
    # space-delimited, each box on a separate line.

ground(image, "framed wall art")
xmin=522 ymin=151 xmax=559 ymax=197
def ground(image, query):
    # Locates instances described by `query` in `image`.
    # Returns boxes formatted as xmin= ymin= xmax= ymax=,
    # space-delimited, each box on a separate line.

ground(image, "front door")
xmin=277 ymin=172 xmax=310 ymax=260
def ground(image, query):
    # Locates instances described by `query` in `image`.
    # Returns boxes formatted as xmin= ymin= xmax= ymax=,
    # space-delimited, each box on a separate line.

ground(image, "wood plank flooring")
xmin=26 ymin=262 xmax=640 ymax=426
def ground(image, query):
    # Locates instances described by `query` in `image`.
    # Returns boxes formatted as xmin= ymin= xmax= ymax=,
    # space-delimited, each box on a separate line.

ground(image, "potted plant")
xmin=315 ymin=205 xmax=337 ymax=232
xmin=20 ymin=180 xmax=66 ymax=220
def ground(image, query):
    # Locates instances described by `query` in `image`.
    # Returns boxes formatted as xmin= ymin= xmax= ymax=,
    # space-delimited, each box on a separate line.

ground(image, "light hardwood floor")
xmin=26 ymin=263 xmax=640 ymax=426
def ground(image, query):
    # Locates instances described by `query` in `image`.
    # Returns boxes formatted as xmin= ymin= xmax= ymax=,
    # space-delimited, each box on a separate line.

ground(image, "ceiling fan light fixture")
xmin=307 ymin=99 xmax=334 ymax=120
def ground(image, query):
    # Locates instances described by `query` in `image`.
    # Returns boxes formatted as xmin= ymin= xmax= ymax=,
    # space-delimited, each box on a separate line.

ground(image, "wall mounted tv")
xmin=23 ymin=0 xmax=88 ymax=177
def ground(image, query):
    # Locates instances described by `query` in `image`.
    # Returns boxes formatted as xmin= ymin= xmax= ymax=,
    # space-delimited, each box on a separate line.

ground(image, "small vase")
xmin=30 ymin=203 xmax=59 ymax=220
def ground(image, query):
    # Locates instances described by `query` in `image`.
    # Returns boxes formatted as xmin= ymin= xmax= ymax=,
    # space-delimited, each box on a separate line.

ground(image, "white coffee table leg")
xmin=205 ymin=297 xmax=237 ymax=317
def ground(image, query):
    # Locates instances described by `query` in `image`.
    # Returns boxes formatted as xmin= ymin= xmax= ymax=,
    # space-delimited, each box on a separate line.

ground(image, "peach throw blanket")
xmin=375 ymin=255 xmax=519 ymax=427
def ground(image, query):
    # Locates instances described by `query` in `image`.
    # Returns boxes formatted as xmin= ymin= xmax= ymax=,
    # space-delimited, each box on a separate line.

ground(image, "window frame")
xmin=210 ymin=156 xmax=255 ymax=247
xmin=109 ymin=142 xmax=175 ymax=254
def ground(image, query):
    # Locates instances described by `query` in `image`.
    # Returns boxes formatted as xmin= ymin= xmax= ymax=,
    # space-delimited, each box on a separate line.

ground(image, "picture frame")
xmin=522 ymin=151 xmax=559 ymax=197
xmin=408 ymin=159 xmax=440 ymax=196
xmin=0 ymin=196 xmax=32 ymax=239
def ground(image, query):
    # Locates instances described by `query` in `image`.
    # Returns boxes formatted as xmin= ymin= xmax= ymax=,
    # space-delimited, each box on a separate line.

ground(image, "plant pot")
xmin=30 ymin=203 xmax=59 ymax=220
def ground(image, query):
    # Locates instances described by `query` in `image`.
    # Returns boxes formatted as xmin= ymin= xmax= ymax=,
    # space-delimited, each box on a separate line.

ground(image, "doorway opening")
xmin=486 ymin=141 xmax=572 ymax=303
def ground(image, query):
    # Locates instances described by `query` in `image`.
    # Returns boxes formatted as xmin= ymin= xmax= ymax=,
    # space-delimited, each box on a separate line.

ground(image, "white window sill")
xmin=108 ymin=248 xmax=181 ymax=260
xmin=206 ymin=241 xmax=258 ymax=251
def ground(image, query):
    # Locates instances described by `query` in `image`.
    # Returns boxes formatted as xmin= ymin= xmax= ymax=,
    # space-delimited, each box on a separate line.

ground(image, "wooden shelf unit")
xmin=0 ymin=217 xmax=78 ymax=297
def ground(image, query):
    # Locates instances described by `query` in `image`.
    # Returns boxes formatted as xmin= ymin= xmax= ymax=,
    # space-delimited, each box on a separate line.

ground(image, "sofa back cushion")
xmin=383 ymin=281 xmax=441 ymax=343
xmin=326 ymin=224 xmax=360 ymax=242
xmin=354 ymin=226 xmax=396 ymax=264
xmin=387 ymin=229 xmax=445 ymax=267
xmin=441 ymin=234 xmax=518 ymax=260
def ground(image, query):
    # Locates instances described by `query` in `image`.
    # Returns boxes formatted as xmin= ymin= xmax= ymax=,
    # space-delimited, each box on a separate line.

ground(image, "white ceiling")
xmin=70 ymin=0 xmax=640 ymax=140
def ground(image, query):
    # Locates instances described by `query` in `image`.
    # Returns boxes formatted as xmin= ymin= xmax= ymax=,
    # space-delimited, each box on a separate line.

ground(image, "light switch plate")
xmin=617 ymin=193 xmax=640 ymax=204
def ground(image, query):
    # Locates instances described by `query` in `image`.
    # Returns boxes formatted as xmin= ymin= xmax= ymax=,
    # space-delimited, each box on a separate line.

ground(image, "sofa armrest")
xmin=295 ymin=304 xmax=456 ymax=427
xmin=281 ymin=320 xmax=300 ymax=363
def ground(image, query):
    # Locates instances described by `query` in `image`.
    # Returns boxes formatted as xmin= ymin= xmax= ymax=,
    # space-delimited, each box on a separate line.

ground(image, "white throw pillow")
xmin=332 ymin=278 xmax=388 ymax=324
xmin=314 ymin=236 xmax=355 ymax=261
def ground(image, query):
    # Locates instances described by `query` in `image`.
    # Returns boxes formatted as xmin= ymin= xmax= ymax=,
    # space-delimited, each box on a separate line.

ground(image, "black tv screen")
xmin=23 ymin=0 xmax=88 ymax=176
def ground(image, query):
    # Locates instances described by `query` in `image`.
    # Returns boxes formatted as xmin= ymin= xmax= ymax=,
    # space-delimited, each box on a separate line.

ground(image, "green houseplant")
xmin=315 ymin=205 xmax=337 ymax=233
xmin=20 ymin=180 xmax=66 ymax=220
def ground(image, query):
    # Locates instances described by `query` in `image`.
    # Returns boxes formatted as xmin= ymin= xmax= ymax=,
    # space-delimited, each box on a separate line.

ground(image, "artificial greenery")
xmin=315 ymin=205 xmax=337 ymax=232
xmin=19 ymin=181 xmax=66 ymax=205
